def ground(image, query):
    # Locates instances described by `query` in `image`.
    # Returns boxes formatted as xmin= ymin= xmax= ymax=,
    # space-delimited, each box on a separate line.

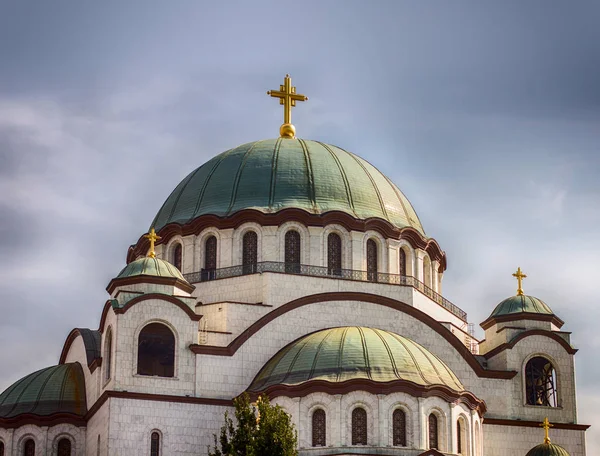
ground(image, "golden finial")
xmin=540 ymin=417 xmax=553 ymax=444
xmin=512 ymin=267 xmax=527 ymax=296
xmin=144 ymin=227 xmax=161 ymax=258
xmin=267 ymin=74 xmax=308 ymax=139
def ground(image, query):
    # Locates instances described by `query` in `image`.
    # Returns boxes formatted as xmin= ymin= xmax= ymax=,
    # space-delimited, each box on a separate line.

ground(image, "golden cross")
xmin=267 ymin=74 xmax=308 ymax=138
xmin=144 ymin=227 xmax=161 ymax=258
xmin=512 ymin=267 xmax=527 ymax=296
xmin=540 ymin=417 xmax=553 ymax=444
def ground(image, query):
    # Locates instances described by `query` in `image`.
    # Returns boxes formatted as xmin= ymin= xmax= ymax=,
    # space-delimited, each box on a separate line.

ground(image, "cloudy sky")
xmin=1 ymin=0 xmax=599 ymax=450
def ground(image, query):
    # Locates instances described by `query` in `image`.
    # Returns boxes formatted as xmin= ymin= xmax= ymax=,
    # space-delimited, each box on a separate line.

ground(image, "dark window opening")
xmin=0 ymin=441 xmax=4 ymax=456
xmin=150 ymin=432 xmax=160 ymax=456
xmin=284 ymin=230 xmax=301 ymax=274
xmin=428 ymin=414 xmax=439 ymax=450
xmin=312 ymin=409 xmax=326 ymax=447
xmin=327 ymin=233 xmax=342 ymax=276
xmin=23 ymin=439 xmax=35 ymax=456
xmin=457 ymin=420 xmax=462 ymax=454
xmin=242 ymin=231 xmax=258 ymax=275
xmin=367 ymin=239 xmax=378 ymax=282
xmin=137 ymin=323 xmax=175 ymax=377
xmin=58 ymin=438 xmax=72 ymax=456
xmin=526 ymin=356 xmax=557 ymax=406
xmin=104 ymin=329 xmax=112 ymax=382
xmin=173 ymin=243 xmax=183 ymax=271
xmin=399 ymin=248 xmax=407 ymax=276
xmin=392 ymin=409 xmax=406 ymax=446
xmin=202 ymin=236 xmax=217 ymax=281
xmin=351 ymin=407 xmax=367 ymax=445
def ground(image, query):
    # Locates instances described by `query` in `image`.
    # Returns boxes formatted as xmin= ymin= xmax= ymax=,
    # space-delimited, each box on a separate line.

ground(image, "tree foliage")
xmin=208 ymin=393 xmax=298 ymax=456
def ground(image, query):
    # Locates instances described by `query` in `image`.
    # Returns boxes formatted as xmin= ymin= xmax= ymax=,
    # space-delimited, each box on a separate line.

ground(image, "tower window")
xmin=242 ymin=231 xmax=258 ymax=274
xmin=58 ymin=438 xmax=72 ymax=456
xmin=327 ymin=233 xmax=342 ymax=276
xmin=0 ymin=441 xmax=4 ymax=456
xmin=366 ymin=239 xmax=378 ymax=282
xmin=428 ymin=414 xmax=439 ymax=450
xmin=137 ymin=323 xmax=175 ymax=377
xmin=284 ymin=230 xmax=301 ymax=273
xmin=351 ymin=407 xmax=367 ymax=445
xmin=392 ymin=408 xmax=406 ymax=446
xmin=525 ymin=356 xmax=557 ymax=406
xmin=312 ymin=409 xmax=326 ymax=447
xmin=172 ymin=243 xmax=182 ymax=271
xmin=457 ymin=420 xmax=462 ymax=455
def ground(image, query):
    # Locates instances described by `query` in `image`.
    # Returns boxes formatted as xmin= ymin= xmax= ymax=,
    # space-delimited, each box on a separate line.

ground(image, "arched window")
xmin=150 ymin=432 xmax=160 ymax=456
xmin=423 ymin=255 xmax=432 ymax=289
xmin=351 ymin=407 xmax=367 ymax=445
xmin=58 ymin=438 xmax=72 ymax=456
xmin=23 ymin=439 xmax=35 ymax=456
xmin=525 ymin=356 xmax=557 ymax=406
xmin=428 ymin=414 xmax=439 ymax=449
xmin=172 ymin=243 xmax=182 ymax=271
xmin=399 ymin=248 xmax=407 ymax=276
xmin=284 ymin=230 xmax=301 ymax=273
xmin=104 ymin=328 xmax=112 ymax=382
xmin=203 ymin=236 xmax=217 ymax=281
xmin=312 ymin=409 xmax=326 ymax=447
xmin=366 ymin=239 xmax=378 ymax=282
xmin=327 ymin=233 xmax=342 ymax=276
xmin=457 ymin=420 xmax=463 ymax=455
xmin=392 ymin=408 xmax=406 ymax=446
xmin=137 ymin=323 xmax=175 ymax=377
xmin=242 ymin=231 xmax=258 ymax=275
xmin=0 ymin=441 xmax=4 ymax=456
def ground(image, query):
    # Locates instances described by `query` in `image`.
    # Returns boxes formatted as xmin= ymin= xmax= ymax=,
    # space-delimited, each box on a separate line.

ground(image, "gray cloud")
xmin=0 ymin=0 xmax=598 ymax=450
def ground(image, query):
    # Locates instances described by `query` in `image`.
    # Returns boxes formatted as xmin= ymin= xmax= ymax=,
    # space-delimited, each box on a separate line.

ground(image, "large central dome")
xmin=151 ymin=138 xmax=424 ymax=234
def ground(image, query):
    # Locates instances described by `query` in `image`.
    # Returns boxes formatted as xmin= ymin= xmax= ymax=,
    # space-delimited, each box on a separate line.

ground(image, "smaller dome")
xmin=0 ymin=363 xmax=87 ymax=418
xmin=526 ymin=442 xmax=570 ymax=456
xmin=249 ymin=327 xmax=464 ymax=392
xmin=490 ymin=294 xmax=554 ymax=318
xmin=117 ymin=257 xmax=186 ymax=281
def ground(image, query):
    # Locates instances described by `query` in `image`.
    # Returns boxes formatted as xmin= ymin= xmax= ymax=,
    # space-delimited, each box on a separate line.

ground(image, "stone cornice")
xmin=246 ymin=378 xmax=487 ymax=417
xmin=484 ymin=417 xmax=590 ymax=431
xmin=127 ymin=209 xmax=447 ymax=271
xmin=480 ymin=312 xmax=564 ymax=330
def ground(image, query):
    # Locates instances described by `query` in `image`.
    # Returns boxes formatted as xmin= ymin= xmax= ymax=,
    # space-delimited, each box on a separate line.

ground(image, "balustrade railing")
xmin=184 ymin=261 xmax=467 ymax=322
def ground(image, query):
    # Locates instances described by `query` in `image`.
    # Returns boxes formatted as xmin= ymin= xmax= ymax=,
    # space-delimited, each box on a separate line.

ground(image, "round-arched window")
xmin=428 ymin=414 xmax=439 ymax=450
xmin=525 ymin=356 xmax=557 ymax=406
xmin=312 ymin=409 xmax=326 ymax=447
xmin=172 ymin=243 xmax=183 ymax=271
xmin=351 ymin=407 xmax=367 ymax=445
xmin=23 ymin=439 xmax=35 ymax=456
xmin=392 ymin=408 xmax=406 ymax=446
xmin=57 ymin=438 xmax=72 ymax=456
xmin=137 ymin=323 xmax=175 ymax=377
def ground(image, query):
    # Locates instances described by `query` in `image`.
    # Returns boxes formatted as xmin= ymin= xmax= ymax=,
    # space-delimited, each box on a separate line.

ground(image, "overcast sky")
xmin=1 ymin=0 xmax=599 ymax=451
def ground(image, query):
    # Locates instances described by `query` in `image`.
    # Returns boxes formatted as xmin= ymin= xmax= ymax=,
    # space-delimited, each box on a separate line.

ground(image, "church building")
xmin=0 ymin=75 xmax=589 ymax=455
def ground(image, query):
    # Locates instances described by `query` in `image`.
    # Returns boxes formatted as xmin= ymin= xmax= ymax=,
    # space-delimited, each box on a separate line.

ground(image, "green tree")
xmin=208 ymin=393 xmax=298 ymax=456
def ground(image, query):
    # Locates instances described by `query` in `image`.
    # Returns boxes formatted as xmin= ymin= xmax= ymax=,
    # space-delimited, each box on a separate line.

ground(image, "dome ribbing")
xmin=526 ymin=442 xmax=571 ymax=456
xmin=151 ymin=138 xmax=424 ymax=235
xmin=0 ymin=363 xmax=87 ymax=418
xmin=117 ymin=257 xmax=186 ymax=281
xmin=248 ymin=327 xmax=463 ymax=392
xmin=490 ymin=295 xmax=554 ymax=318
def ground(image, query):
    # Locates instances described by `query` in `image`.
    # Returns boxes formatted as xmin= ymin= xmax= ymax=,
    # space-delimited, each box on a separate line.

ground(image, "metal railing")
xmin=184 ymin=261 xmax=467 ymax=322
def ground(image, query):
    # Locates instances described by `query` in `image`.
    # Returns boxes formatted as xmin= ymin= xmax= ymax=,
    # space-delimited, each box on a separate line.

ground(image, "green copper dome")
xmin=249 ymin=327 xmax=463 ymax=392
xmin=0 ymin=363 xmax=87 ymax=418
xmin=526 ymin=443 xmax=570 ymax=456
xmin=117 ymin=257 xmax=186 ymax=281
xmin=151 ymin=138 xmax=424 ymax=234
xmin=490 ymin=295 xmax=554 ymax=318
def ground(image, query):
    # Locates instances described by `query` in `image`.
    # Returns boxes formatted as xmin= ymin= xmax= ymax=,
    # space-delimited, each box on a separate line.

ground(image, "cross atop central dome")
xmin=151 ymin=138 xmax=424 ymax=235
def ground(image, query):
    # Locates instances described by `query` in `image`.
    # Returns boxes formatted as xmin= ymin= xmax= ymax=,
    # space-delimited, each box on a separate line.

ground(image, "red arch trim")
xmin=189 ymin=291 xmax=516 ymax=379
xmin=483 ymin=329 xmax=577 ymax=360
